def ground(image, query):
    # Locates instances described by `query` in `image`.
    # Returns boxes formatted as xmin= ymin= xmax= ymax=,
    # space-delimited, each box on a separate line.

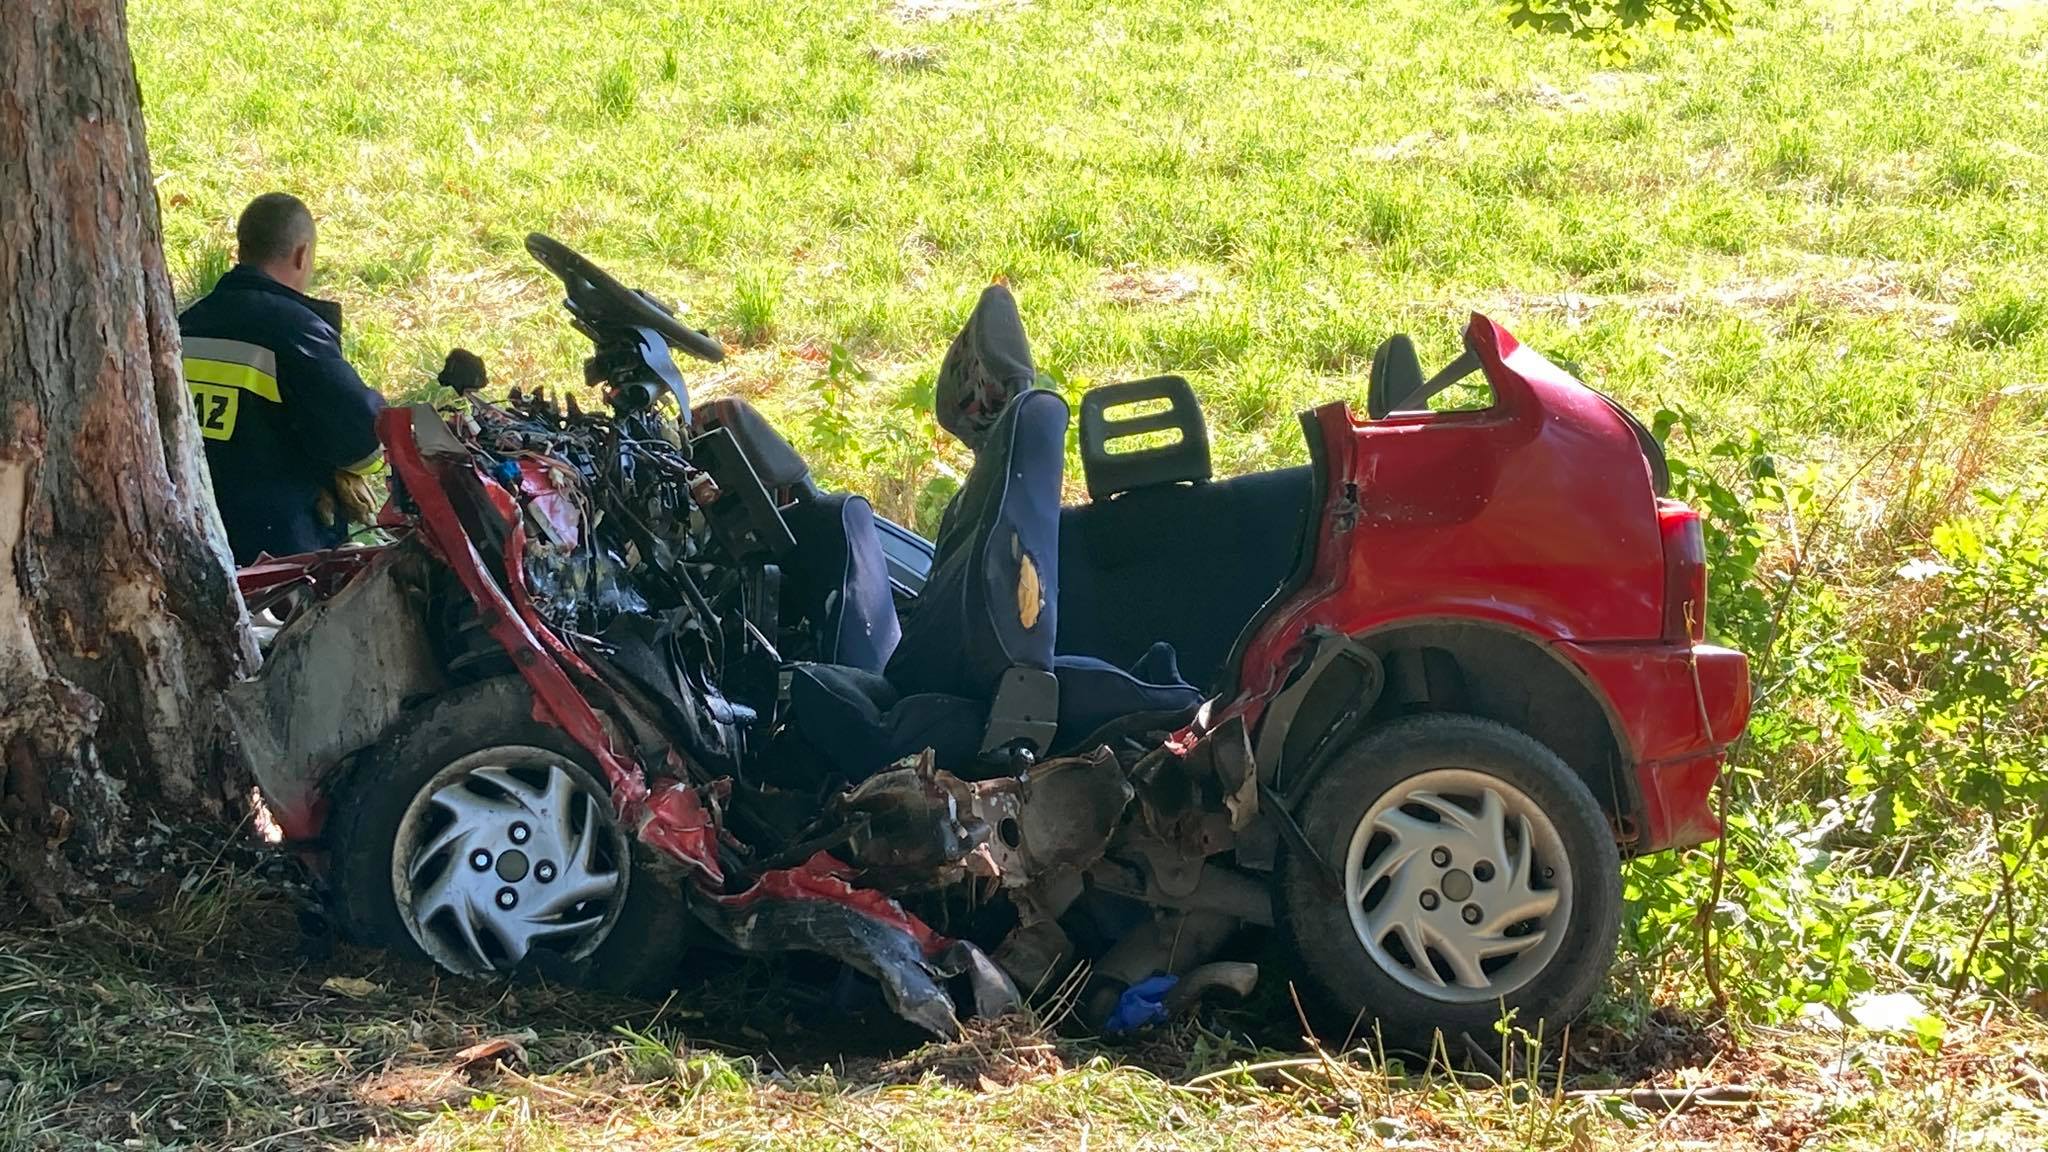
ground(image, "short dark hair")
xmin=236 ymin=192 xmax=315 ymax=266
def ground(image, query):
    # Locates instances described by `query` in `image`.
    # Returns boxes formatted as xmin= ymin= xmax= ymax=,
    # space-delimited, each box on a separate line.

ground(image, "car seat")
xmin=780 ymin=286 xmax=1202 ymax=779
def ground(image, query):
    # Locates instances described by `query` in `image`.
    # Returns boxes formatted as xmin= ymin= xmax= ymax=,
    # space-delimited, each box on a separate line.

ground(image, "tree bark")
xmin=1 ymin=0 xmax=256 ymax=912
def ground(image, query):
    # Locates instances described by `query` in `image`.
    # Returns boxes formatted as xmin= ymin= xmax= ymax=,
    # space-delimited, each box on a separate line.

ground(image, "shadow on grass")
xmin=0 ymin=827 xmax=1734 ymax=1151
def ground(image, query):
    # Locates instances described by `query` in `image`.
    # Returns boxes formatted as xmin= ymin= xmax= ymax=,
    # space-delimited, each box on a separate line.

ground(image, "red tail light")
xmin=1657 ymin=499 xmax=1707 ymax=643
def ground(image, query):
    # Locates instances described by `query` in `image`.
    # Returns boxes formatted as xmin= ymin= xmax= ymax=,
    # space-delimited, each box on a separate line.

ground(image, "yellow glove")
xmin=331 ymin=469 xmax=381 ymax=525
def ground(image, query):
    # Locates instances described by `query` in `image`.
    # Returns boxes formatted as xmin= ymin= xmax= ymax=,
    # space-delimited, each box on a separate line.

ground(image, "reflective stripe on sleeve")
xmin=181 ymin=337 xmax=281 ymax=402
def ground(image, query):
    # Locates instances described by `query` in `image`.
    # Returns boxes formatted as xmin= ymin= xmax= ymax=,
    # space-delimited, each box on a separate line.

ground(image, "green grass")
xmin=6 ymin=853 xmax=2046 ymax=1151
xmin=133 ymin=0 xmax=2048 ymax=517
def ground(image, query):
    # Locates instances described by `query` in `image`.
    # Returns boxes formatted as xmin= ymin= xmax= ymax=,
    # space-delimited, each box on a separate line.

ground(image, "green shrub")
xmin=1631 ymin=413 xmax=2048 ymax=1024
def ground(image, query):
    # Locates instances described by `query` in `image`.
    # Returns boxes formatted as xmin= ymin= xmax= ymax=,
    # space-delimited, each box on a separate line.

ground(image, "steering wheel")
xmin=525 ymin=232 xmax=725 ymax=364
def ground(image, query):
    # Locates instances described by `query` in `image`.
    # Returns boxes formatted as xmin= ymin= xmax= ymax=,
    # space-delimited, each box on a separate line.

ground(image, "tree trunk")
xmin=1 ymin=0 xmax=256 ymax=914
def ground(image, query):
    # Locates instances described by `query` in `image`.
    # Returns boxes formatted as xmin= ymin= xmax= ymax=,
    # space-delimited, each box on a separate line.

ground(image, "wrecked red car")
xmin=226 ymin=234 xmax=1750 ymax=1045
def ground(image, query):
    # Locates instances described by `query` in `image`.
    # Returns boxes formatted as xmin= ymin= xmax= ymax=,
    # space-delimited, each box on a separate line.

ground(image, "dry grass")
xmin=1487 ymin=259 xmax=1972 ymax=336
xmin=1099 ymin=267 xmax=1221 ymax=308
xmin=4 ymin=833 xmax=2045 ymax=1151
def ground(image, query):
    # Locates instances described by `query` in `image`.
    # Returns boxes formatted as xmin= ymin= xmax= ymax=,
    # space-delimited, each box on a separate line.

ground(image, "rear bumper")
xmin=1556 ymin=641 xmax=1752 ymax=854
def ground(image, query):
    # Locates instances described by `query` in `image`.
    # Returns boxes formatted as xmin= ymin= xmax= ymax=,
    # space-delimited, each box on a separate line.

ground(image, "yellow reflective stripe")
xmin=341 ymin=449 xmax=385 ymax=476
xmin=183 ymin=357 xmax=281 ymax=403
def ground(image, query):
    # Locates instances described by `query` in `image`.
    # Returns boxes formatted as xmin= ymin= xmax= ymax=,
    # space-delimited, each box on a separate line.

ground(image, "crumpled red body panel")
xmin=382 ymin=405 xmax=973 ymax=1023
xmin=711 ymin=851 xmax=946 ymax=957
xmin=382 ymin=407 xmax=647 ymax=809
xmin=513 ymin=457 xmax=583 ymax=549
xmin=634 ymin=779 xmax=725 ymax=886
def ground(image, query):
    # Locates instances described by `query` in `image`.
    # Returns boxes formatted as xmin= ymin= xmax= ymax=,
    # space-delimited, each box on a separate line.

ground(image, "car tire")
xmin=1279 ymin=713 xmax=1621 ymax=1054
xmin=326 ymin=676 xmax=687 ymax=996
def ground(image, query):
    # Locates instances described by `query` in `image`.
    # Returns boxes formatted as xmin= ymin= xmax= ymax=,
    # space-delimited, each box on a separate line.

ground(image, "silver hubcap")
xmin=1344 ymin=768 xmax=1570 ymax=1003
xmin=392 ymin=747 xmax=628 ymax=975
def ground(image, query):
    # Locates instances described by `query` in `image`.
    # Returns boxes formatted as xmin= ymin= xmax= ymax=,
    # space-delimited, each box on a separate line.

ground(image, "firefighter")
xmin=179 ymin=192 xmax=387 ymax=565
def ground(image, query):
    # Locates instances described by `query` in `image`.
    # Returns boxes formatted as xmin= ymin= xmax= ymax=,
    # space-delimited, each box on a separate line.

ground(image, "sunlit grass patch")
xmin=129 ymin=0 xmax=2047 ymax=526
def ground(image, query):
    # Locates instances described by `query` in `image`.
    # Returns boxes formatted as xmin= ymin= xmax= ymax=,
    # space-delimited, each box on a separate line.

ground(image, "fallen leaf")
xmin=453 ymin=1034 xmax=529 ymax=1072
xmin=321 ymin=975 xmax=384 ymax=999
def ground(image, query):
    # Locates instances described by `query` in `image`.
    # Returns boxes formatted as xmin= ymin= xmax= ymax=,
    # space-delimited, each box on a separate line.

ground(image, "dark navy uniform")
xmin=178 ymin=265 xmax=387 ymax=564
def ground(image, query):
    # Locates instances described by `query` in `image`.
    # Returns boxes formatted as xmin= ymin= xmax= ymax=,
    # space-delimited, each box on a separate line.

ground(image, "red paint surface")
xmin=1558 ymin=642 xmax=1752 ymax=764
xmin=710 ymin=851 xmax=948 ymax=957
xmin=382 ymin=407 xmax=741 ymax=883
xmin=1559 ymin=641 xmax=1750 ymax=850
xmin=636 ymin=780 xmax=725 ymax=886
xmin=266 ymin=411 xmax=994 ymax=966
xmin=234 ymin=546 xmax=388 ymax=608
xmin=381 ymin=407 xmax=648 ymax=813
xmin=269 ymin=309 xmax=1752 ymax=896
xmin=1218 ymin=315 xmax=1751 ymax=851
xmin=270 ymin=792 xmax=328 ymax=843
xmin=514 ymin=457 xmax=582 ymax=549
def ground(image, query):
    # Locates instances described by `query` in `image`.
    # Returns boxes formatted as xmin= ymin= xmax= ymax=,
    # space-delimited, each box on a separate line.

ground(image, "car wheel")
xmin=327 ymin=677 xmax=687 ymax=995
xmin=1279 ymin=713 xmax=1621 ymax=1053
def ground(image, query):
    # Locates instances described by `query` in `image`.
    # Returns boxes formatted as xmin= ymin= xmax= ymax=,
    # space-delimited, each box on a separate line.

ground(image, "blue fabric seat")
xmin=1051 ymin=644 xmax=1202 ymax=745
xmin=786 ymin=652 xmax=1202 ymax=780
xmin=780 ymin=286 xmax=1200 ymax=780
xmin=1056 ymin=466 xmax=1313 ymax=695
xmin=885 ymin=387 xmax=1067 ymax=697
xmin=782 ymin=492 xmax=901 ymax=674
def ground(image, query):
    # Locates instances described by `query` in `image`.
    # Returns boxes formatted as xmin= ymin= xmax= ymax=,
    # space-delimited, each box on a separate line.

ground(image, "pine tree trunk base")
xmin=1 ymin=0 xmax=256 ymax=913
xmin=0 ymin=681 xmax=116 ymax=921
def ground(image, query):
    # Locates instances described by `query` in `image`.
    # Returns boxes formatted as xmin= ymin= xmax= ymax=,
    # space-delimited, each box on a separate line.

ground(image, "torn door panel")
xmin=223 ymin=541 xmax=443 ymax=839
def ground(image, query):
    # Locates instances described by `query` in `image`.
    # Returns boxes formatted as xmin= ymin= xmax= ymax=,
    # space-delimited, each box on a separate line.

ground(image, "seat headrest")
xmin=1367 ymin=334 xmax=1425 ymax=420
xmin=935 ymin=284 xmax=1037 ymax=450
xmin=690 ymin=397 xmax=812 ymax=491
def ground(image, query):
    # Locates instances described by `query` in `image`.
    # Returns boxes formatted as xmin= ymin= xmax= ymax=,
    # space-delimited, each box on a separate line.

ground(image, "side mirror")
xmin=1367 ymin=334 xmax=1425 ymax=419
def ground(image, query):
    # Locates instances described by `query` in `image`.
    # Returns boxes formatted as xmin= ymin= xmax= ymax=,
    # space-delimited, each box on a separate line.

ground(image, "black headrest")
xmin=935 ymin=284 xmax=1037 ymax=450
xmin=1367 ymin=335 xmax=1425 ymax=420
xmin=690 ymin=397 xmax=812 ymax=491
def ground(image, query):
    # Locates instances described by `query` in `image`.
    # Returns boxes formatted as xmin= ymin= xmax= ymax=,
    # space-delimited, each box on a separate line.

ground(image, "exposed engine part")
xmin=834 ymin=752 xmax=995 ymax=885
xmin=972 ymin=746 xmax=1132 ymax=890
xmin=460 ymin=388 xmax=704 ymax=636
xmin=1183 ymin=714 xmax=1259 ymax=831
xmin=594 ymin=609 xmax=746 ymax=773
xmin=1163 ymin=961 xmax=1260 ymax=1015
xmin=1085 ymin=855 xmax=1274 ymax=926
xmin=992 ymin=919 xmax=1075 ymax=1000
xmin=832 ymin=746 xmax=1139 ymax=900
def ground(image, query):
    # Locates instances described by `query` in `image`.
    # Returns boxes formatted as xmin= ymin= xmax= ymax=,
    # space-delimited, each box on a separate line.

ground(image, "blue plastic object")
xmin=1104 ymin=973 xmax=1179 ymax=1034
xmin=493 ymin=460 xmax=522 ymax=488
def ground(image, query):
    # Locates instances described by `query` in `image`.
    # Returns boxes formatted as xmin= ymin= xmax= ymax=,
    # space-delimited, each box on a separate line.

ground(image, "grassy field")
xmin=9 ymin=0 xmax=2048 ymax=1149
xmin=132 ymin=0 xmax=2046 ymax=512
